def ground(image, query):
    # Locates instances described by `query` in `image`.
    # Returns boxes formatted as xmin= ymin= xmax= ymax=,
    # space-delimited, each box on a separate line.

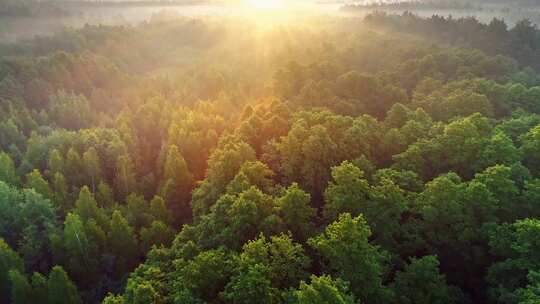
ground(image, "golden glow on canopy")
xmin=246 ymin=0 xmax=284 ymax=10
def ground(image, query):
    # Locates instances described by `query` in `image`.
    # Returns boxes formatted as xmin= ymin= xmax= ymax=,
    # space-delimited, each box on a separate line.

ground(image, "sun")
xmin=246 ymin=0 xmax=284 ymax=10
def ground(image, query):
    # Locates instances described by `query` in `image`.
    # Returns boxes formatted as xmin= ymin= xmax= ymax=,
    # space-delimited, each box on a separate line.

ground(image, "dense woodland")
xmin=1 ymin=8 xmax=540 ymax=304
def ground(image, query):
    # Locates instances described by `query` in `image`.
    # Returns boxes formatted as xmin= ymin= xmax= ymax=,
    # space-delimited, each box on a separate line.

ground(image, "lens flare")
xmin=246 ymin=0 xmax=284 ymax=10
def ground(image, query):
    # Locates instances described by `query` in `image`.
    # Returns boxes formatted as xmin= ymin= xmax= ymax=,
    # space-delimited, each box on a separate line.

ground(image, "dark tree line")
xmin=365 ymin=12 xmax=540 ymax=72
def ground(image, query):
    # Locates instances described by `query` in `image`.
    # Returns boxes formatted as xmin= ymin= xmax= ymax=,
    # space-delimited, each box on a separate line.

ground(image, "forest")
xmin=1 ymin=1 xmax=540 ymax=303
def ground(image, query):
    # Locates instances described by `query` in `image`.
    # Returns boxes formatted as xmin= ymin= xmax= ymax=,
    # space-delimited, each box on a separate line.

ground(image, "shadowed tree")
xmin=0 ymin=239 xmax=24 ymax=303
xmin=47 ymin=266 xmax=82 ymax=304
xmin=114 ymin=154 xmax=137 ymax=201
xmin=82 ymin=147 xmax=102 ymax=193
xmin=160 ymin=145 xmax=194 ymax=222
xmin=9 ymin=270 xmax=31 ymax=304
xmin=391 ymin=256 xmax=465 ymax=304
xmin=108 ymin=211 xmax=138 ymax=279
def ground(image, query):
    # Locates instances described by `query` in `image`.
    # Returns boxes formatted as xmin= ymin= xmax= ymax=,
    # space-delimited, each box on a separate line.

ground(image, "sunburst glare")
xmin=246 ymin=0 xmax=285 ymax=10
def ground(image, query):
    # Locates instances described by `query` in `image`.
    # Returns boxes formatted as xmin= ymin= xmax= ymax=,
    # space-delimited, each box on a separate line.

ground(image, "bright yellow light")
xmin=246 ymin=0 xmax=284 ymax=10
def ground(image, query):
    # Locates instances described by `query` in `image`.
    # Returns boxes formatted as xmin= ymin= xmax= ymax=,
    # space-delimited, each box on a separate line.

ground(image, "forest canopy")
xmin=1 ymin=2 xmax=540 ymax=304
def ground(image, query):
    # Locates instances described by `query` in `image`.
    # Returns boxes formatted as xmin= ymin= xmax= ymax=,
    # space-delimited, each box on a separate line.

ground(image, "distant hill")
xmin=341 ymin=0 xmax=540 ymax=12
xmin=341 ymin=1 xmax=480 ymax=11
xmin=0 ymin=0 xmax=69 ymax=17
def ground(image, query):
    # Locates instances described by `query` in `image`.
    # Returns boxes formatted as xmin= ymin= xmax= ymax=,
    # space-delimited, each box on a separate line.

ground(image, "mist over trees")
xmin=1 ymin=1 xmax=540 ymax=304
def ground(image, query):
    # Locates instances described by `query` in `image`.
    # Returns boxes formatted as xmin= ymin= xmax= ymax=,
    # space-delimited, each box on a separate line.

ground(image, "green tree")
xmin=48 ymin=91 xmax=91 ymax=130
xmin=367 ymin=177 xmax=409 ymax=251
xmin=114 ymin=154 xmax=137 ymax=200
xmin=479 ymin=131 xmax=521 ymax=170
xmin=96 ymin=181 xmax=115 ymax=208
xmin=323 ymin=161 xmax=370 ymax=222
xmin=124 ymin=264 xmax=168 ymax=304
xmin=131 ymin=282 xmax=158 ymax=304
xmin=225 ymin=187 xmax=283 ymax=249
xmin=414 ymin=172 xmax=499 ymax=294
xmin=149 ymin=196 xmax=173 ymax=225
xmin=124 ymin=194 xmax=152 ymax=229
xmin=108 ymin=211 xmax=138 ymax=279
xmin=391 ymin=256 xmax=464 ymax=304
xmin=300 ymin=125 xmax=339 ymax=198
xmin=521 ymin=178 xmax=540 ymax=218
xmin=25 ymin=169 xmax=53 ymax=200
xmin=82 ymin=147 xmax=102 ymax=193
xmin=239 ymin=234 xmax=311 ymax=289
xmin=102 ymin=294 xmax=125 ymax=304
xmin=47 ymin=266 xmax=82 ymax=304
xmin=52 ymin=172 xmax=70 ymax=214
xmin=394 ymin=113 xmax=491 ymax=179
xmin=487 ymin=219 xmax=540 ymax=303
xmin=385 ymin=102 xmax=411 ymax=129
xmin=9 ymin=269 xmax=32 ymax=304
xmin=286 ymin=275 xmax=356 ymax=304
xmin=140 ymin=221 xmax=175 ymax=253
xmin=160 ymin=145 xmax=194 ymax=221
xmin=0 ymin=151 xmax=19 ymax=186
xmin=74 ymin=186 xmax=100 ymax=222
xmin=474 ymin=165 xmax=520 ymax=220
xmin=373 ymin=168 xmax=423 ymax=193
xmin=63 ymin=213 xmax=98 ymax=286
xmin=0 ymin=119 xmax=25 ymax=152
xmin=192 ymin=139 xmax=256 ymax=217
xmin=223 ymin=264 xmax=276 ymax=304
xmin=47 ymin=149 xmax=64 ymax=178
xmin=516 ymin=271 xmax=540 ymax=304
xmin=226 ymin=161 xmax=275 ymax=195
xmin=30 ymin=272 xmax=47 ymax=304
xmin=171 ymin=249 xmax=234 ymax=302
xmin=65 ymin=148 xmax=83 ymax=187
xmin=17 ymin=189 xmax=58 ymax=272
xmin=0 ymin=239 xmax=24 ymax=303
xmin=308 ymin=213 xmax=390 ymax=303
xmin=521 ymin=123 xmax=540 ymax=175
xmin=278 ymin=183 xmax=316 ymax=242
